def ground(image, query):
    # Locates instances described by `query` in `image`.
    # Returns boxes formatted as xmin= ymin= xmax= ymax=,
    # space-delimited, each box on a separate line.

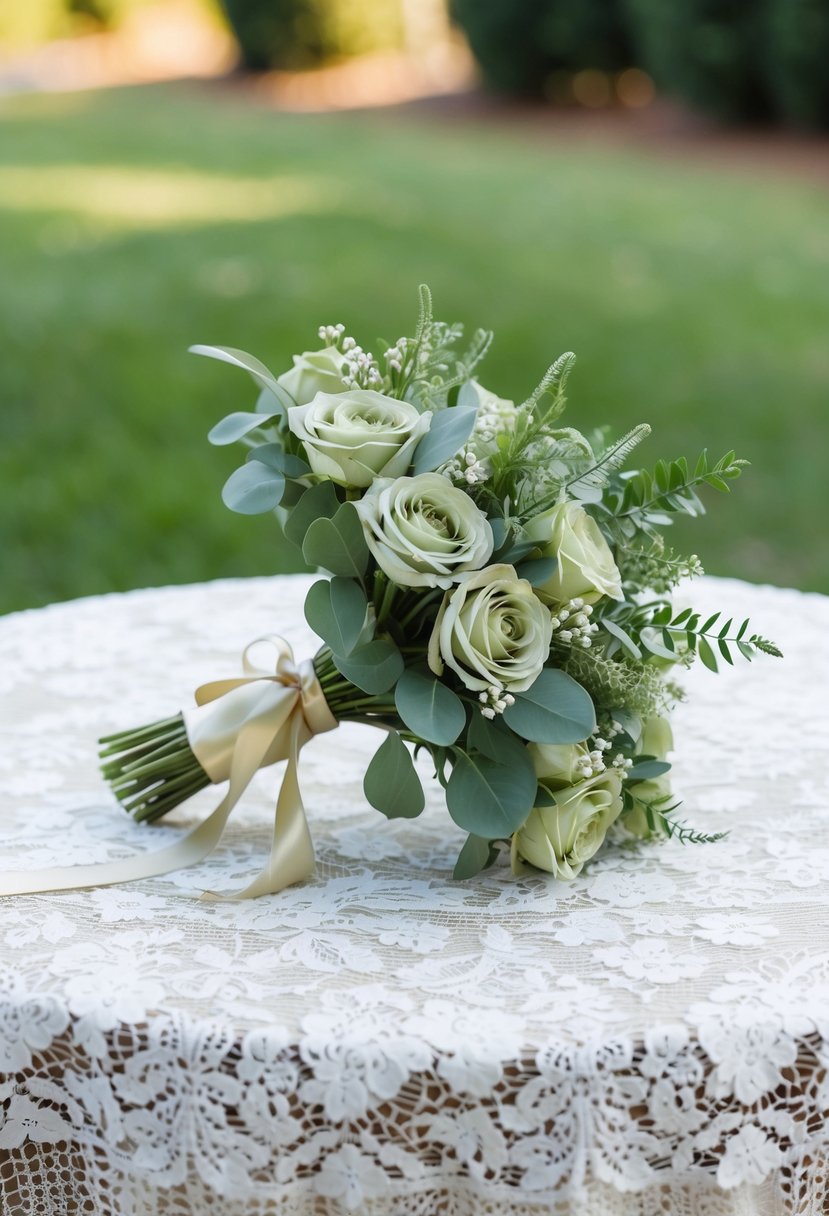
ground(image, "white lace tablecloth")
xmin=1 ymin=574 xmax=828 ymax=1216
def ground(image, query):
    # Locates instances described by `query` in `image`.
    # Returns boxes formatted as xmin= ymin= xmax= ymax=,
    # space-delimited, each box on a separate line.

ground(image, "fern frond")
xmin=521 ymin=351 xmax=576 ymax=418
xmin=567 ymin=423 xmax=651 ymax=494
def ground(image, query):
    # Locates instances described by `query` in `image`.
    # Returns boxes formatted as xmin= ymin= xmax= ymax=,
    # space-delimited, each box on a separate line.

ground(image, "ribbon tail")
xmin=0 ymin=693 xmax=299 ymax=898
xmin=203 ymin=712 xmax=315 ymax=901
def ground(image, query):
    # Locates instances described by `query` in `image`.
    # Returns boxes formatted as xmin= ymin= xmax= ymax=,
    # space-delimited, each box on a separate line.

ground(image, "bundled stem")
xmin=99 ymin=714 xmax=210 ymax=824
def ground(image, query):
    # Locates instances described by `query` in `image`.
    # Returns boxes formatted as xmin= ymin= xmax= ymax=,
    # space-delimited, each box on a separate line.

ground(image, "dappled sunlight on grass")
xmin=0 ymin=165 xmax=354 ymax=230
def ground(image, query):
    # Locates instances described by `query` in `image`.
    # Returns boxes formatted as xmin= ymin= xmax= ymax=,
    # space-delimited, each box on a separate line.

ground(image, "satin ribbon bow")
xmin=0 ymin=637 xmax=338 ymax=900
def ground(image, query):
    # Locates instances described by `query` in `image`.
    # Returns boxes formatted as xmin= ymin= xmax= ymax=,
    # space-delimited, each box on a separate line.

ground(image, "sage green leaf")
xmin=283 ymin=481 xmax=340 ymax=549
xmin=627 ymin=759 xmax=672 ymax=780
xmin=304 ymin=578 xmax=368 ymax=657
xmin=453 ymin=834 xmax=500 ymax=880
xmin=190 ymin=344 xmax=294 ymax=413
xmin=445 ymin=750 xmax=536 ymax=837
xmin=468 ymin=710 xmax=527 ymax=764
xmin=503 ymin=668 xmax=596 ymax=744
xmin=209 ymin=411 xmax=279 ymax=446
xmin=516 ymin=556 xmax=558 ymax=586
xmin=411 ymin=406 xmax=477 ymax=475
xmin=610 ymin=709 xmax=641 ymax=743
xmin=698 ymin=636 xmax=719 ymax=672
xmin=601 ymin=618 xmax=642 ymax=660
xmin=363 ymin=732 xmax=424 ymax=819
xmin=394 ymin=669 xmax=465 ymax=746
xmin=303 ymin=503 xmax=369 ymax=579
xmin=246 ymin=444 xmax=310 ymax=479
xmin=334 ymin=639 xmax=404 ymax=694
xmin=221 ymin=462 xmax=284 ymax=514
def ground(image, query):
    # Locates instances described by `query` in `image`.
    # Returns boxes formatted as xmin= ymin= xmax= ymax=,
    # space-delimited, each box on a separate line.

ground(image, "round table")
xmin=1 ymin=574 xmax=828 ymax=1216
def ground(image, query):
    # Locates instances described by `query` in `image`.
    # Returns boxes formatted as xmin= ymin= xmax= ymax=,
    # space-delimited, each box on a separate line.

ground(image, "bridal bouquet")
xmin=98 ymin=287 xmax=780 ymax=896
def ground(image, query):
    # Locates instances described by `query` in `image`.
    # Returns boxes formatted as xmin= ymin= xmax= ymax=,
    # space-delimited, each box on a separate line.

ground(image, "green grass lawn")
xmin=1 ymin=83 xmax=828 ymax=614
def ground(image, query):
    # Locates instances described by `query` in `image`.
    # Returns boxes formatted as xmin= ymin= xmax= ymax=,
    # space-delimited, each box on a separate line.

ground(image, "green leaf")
xmin=503 ymin=668 xmax=596 ymax=744
xmin=639 ymin=628 xmax=677 ymax=661
xmin=303 ymin=502 xmax=369 ymax=578
xmin=601 ymin=618 xmax=642 ymax=660
xmin=394 ymin=669 xmax=465 ymax=746
xmin=304 ymin=578 xmax=368 ymax=657
xmin=445 ymin=750 xmax=536 ymax=838
xmin=208 ymin=411 xmax=278 ymax=446
xmin=246 ymin=444 xmax=310 ymax=479
xmin=698 ymin=636 xmax=719 ymax=672
xmin=516 ymin=556 xmax=557 ymax=586
xmin=221 ymin=462 xmax=284 ymax=514
xmin=283 ymin=481 xmax=340 ymax=549
xmin=190 ymin=344 xmax=294 ymax=413
xmin=611 ymin=708 xmax=641 ymax=743
xmin=411 ymin=406 xmax=477 ymax=474
xmin=467 ymin=710 xmax=525 ymax=762
xmin=334 ymin=639 xmax=404 ymax=694
xmin=453 ymin=834 xmax=500 ymax=880
xmin=363 ymin=732 xmax=424 ymax=819
xmin=627 ymin=759 xmax=672 ymax=780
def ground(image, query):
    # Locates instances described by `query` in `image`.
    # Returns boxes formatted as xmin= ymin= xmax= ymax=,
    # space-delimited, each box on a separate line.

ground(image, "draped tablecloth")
xmin=1 ymin=574 xmax=828 ymax=1216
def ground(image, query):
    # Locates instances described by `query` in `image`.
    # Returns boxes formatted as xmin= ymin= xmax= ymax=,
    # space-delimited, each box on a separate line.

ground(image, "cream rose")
xmin=288 ymin=390 xmax=430 ymax=489
xmin=277 ymin=346 xmax=348 ymax=405
xmin=511 ymin=769 xmax=623 ymax=879
xmin=529 ymin=741 xmax=593 ymax=789
xmin=427 ymin=563 xmax=553 ymax=693
xmin=354 ymin=473 xmax=494 ymax=589
xmin=524 ymin=500 xmax=623 ymax=606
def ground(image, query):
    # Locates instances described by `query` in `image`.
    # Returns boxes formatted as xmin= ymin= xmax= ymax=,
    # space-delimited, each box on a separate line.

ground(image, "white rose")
xmin=277 ymin=346 xmax=348 ymax=405
xmin=524 ymin=500 xmax=623 ymax=606
xmin=511 ymin=769 xmax=623 ymax=879
xmin=354 ymin=473 xmax=494 ymax=589
xmin=529 ymin=741 xmax=592 ymax=789
xmin=427 ymin=563 xmax=553 ymax=693
xmin=288 ymin=390 xmax=430 ymax=489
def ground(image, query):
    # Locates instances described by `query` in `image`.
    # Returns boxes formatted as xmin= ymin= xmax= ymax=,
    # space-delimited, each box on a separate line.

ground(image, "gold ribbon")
xmin=0 ymin=637 xmax=338 ymax=900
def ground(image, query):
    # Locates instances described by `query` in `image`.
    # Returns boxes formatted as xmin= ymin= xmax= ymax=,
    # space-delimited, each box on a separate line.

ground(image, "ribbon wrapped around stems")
xmin=0 ymin=637 xmax=338 ymax=900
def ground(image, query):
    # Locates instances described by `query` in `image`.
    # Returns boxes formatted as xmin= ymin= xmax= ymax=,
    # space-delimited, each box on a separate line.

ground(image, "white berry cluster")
xmin=340 ymin=335 xmax=382 ymax=390
xmin=317 ymin=323 xmax=345 ymax=346
xmin=383 ymin=336 xmax=409 ymax=376
xmin=441 ymin=449 xmax=490 ymax=486
xmin=478 ymin=684 xmax=516 ymax=720
xmin=550 ymin=598 xmax=600 ymax=648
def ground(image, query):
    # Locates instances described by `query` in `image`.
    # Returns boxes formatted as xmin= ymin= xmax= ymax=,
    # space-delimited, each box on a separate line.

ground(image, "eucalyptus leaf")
xmin=411 ymin=406 xmax=477 ymax=475
xmin=190 ymin=344 xmax=294 ymax=414
xmin=627 ymin=759 xmax=672 ymax=781
xmin=467 ymin=710 xmax=527 ymax=764
xmin=363 ymin=732 xmax=424 ymax=819
xmin=304 ymin=578 xmax=368 ymax=657
xmin=208 ymin=411 xmax=279 ymax=446
xmin=602 ymin=618 xmax=642 ymax=660
xmin=303 ymin=503 xmax=369 ymax=579
xmin=283 ymin=481 xmax=340 ymax=550
xmin=453 ymin=834 xmax=500 ymax=880
xmin=334 ymin=639 xmax=404 ymax=694
xmin=503 ymin=668 xmax=596 ymax=744
xmin=445 ymin=750 xmax=536 ymax=838
xmin=611 ymin=709 xmax=641 ymax=742
xmin=394 ymin=669 xmax=465 ymax=746
xmin=246 ymin=444 xmax=310 ymax=479
xmin=516 ymin=556 xmax=557 ymax=586
xmin=221 ymin=462 xmax=284 ymax=514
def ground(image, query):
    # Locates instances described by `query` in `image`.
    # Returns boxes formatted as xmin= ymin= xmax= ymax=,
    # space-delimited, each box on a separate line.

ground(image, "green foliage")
xmin=503 ymin=669 xmax=596 ymax=744
xmin=623 ymin=0 xmax=770 ymax=123
xmin=332 ymin=639 xmax=404 ymax=695
xmin=453 ymin=834 xmax=501 ymax=880
xmin=363 ymin=731 xmax=425 ymax=819
xmin=445 ymin=749 xmax=537 ymax=838
xmin=304 ymin=577 xmax=368 ymax=657
xmin=219 ymin=0 xmax=404 ymax=71
xmin=282 ymin=482 xmax=341 ymax=551
xmin=606 ymin=450 xmax=747 ymax=539
xmin=220 ymin=459 xmax=285 ymax=514
xmin=764 ymin=0 xmax=829 ymax=129
xmin=394 ymin=669 xmax=466 ymax=747
xmin=645 ymin=606 xmax=784 ymax=671
xmin=451 ymin=0 xmax=634 ymax=97
xmin=411 ymin=407 xmax=478 ymax=475
xmin=302 ymin=503 xmax=369 ymax=579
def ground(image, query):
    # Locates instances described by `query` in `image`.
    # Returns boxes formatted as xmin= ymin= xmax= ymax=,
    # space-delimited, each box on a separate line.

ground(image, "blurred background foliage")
xmin=1 ymin=1 xmax=828 ymax=615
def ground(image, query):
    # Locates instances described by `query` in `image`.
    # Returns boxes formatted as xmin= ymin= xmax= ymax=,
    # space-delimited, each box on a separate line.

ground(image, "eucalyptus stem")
xmin=98 ymin=713 xmax=210 ymax=825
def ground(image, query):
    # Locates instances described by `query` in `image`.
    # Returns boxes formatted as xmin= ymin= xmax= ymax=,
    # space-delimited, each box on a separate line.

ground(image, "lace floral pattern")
xmin=1 ymin=575 xmax=828 ymax=1215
